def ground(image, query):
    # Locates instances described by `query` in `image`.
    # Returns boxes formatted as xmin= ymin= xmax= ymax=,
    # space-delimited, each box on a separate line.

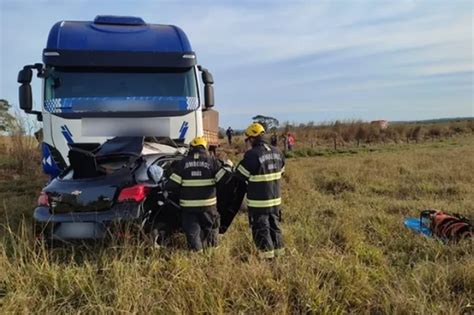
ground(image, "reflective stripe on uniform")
xmin=181 ymin=179 xmax=216 ymax=187
xmin=249 ymin=171 xmax=282 ymax=182
xmin=179 ymin=197 xmax=217 ymax=207
xmin=281 ymin=166 xmax=285 ymax=173
xmin=246 ymin=197 xmax=281 ymax=208
xmin=215 ymin=168 xmax=227 ymax=183
xmin=170 ymin=173 xmax=182 ymax=184
xmin=259 ymin=250 xmax=275 ymax=259
xmin=274 ymin=248 xmax=285 ymax=257
xmin=237 ymin=164 xmax=251 ymax=178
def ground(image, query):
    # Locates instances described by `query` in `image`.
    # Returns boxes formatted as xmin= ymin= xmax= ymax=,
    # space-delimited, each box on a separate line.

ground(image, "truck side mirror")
xmin=204 ymin=84 xmax=214 ymax=108
xmin=19 ymin=84 xmax=33 ymax=112
xmin=18 ymin=68 xmax=33 ymax=84
xmin=17 ymin=65 xmax=43 ymax=121
xmin=201 ymin=70 xmax=214 ymax=85
xmin=199 ymin=67 xmax=215 ymax=109
xmin=18 ymin=68 xmax=33 ymax=112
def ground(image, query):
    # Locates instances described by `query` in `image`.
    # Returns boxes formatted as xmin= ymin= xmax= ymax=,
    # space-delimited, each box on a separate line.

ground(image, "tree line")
xmin=284 ymin=119 xmax=474 ymax=150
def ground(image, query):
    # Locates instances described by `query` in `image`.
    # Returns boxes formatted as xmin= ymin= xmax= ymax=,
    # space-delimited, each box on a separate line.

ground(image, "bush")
xmin=0 ymin=99 xmax=17 ymax=133
xmin=355 ymin=124 xmax=368 ymax=146
xmin=410 ymin=126 xmax=424 ymax=143
xmin=466 ymin=120 xmax=474 ymax=132
xmin=450 ymin=123 xmax=465 ymax=134
xmin=4 ymin=112 xmax=41 ymax=174
xmin=427 ymin=125 xmax=442 ymax=140
xmin=8 ymin=133 xmax=40 ymax=174
xmin=218 ymin=128 xmax=225 ymax=139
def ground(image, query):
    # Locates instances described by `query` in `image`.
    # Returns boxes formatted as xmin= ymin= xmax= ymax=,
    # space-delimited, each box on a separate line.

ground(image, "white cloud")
xmin=172 ymin=2 xmax=472 ymax=70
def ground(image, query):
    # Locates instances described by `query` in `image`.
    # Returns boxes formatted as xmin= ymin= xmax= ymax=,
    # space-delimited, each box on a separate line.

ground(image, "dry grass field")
xmin=0 ymin=134 xmax=473 ymax=314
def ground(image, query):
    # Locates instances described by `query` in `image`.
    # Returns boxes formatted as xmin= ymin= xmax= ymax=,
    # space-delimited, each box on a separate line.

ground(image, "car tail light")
xmin=117 ymin=185 xmax=150 ymax=203
xmin=37 ymin=192 xmax=49 ymax=206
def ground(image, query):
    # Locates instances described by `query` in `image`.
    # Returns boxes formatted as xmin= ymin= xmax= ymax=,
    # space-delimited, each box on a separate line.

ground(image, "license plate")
xmin=53 ymin=222 xmax=106 ymax=240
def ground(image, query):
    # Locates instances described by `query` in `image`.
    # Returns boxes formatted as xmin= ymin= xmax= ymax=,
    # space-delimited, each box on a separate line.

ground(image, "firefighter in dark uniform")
xmin=235 ymin=123 xmax=285 ymax=259
xmin=167 ymin=136 xmax=225 ymax=251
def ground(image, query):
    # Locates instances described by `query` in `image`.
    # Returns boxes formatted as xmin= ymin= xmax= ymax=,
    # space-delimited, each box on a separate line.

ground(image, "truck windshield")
xmin=45 ymin=67 xmax=198 ymax=99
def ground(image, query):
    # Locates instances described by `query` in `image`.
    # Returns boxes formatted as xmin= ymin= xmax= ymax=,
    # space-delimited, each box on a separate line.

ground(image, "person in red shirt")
xmin=287 ymin=133 xmax=295 ymax=151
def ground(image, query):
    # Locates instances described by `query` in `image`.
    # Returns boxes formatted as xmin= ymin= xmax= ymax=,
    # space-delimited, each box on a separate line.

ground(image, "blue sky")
xmin=1 ymin=0 xmax=472 ymax=128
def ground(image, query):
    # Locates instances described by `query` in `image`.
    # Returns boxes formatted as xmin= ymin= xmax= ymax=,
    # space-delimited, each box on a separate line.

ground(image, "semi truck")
xmin=18 ymin=15 xmax=219 ymax=178
xmin=16 ymin=16 xmax=232 ymax=241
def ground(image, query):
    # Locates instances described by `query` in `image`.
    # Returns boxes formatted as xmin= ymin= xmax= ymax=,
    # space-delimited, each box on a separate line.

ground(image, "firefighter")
xmin=167 ymin=136 xmax=225 ymax=251
xmin=235 ymin=122 xmax=285 ymax=259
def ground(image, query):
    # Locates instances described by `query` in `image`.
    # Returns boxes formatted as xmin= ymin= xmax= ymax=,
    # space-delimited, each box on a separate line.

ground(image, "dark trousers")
xmin=182 ymin=211 xmax=219 ymax=251
xmin=148 ymin=204 xmax=180 ymax=247
xmin=249 ymin=211 xmax=284 ymax=252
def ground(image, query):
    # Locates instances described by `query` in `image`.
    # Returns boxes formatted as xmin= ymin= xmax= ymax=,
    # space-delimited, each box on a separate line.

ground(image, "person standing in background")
xmin=287 ymin=133 xmax=295 ymax=151
xmin=226 ymin=127 xmax=234 ymax=145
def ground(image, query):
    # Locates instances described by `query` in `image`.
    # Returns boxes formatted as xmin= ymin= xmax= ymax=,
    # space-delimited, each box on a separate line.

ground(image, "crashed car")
xmin=34 ymin=136 xmax=239 ymax=242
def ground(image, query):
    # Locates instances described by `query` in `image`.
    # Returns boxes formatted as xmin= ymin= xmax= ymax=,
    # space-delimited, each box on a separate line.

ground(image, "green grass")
xmin=285 ymin=135 xmax=471 ymax=159
xmin=1 ymin=136 xmax=473 ymax=314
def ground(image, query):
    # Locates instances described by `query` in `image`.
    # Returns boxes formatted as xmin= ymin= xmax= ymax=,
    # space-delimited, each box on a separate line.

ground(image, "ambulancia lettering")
xmin=258 ymin=153 xmax=282 ymax=164
xmin=184 ymin=161 xmax=210 ymax=169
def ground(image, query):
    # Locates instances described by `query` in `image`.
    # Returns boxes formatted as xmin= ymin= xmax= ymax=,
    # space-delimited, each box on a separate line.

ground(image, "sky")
xmin=0 ymin=0 xmax=473 ymax=128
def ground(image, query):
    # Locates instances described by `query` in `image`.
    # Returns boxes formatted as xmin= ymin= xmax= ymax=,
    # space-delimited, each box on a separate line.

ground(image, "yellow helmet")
xmin=190 ymin=136 xmax=207 ymax=148
xmin=245 ymin=122 xmax=265 ymax=138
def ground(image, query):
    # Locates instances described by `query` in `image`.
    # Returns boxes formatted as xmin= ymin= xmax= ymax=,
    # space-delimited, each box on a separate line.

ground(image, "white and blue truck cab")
xmin=18 ymin=15 xmax=217 ymax=178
